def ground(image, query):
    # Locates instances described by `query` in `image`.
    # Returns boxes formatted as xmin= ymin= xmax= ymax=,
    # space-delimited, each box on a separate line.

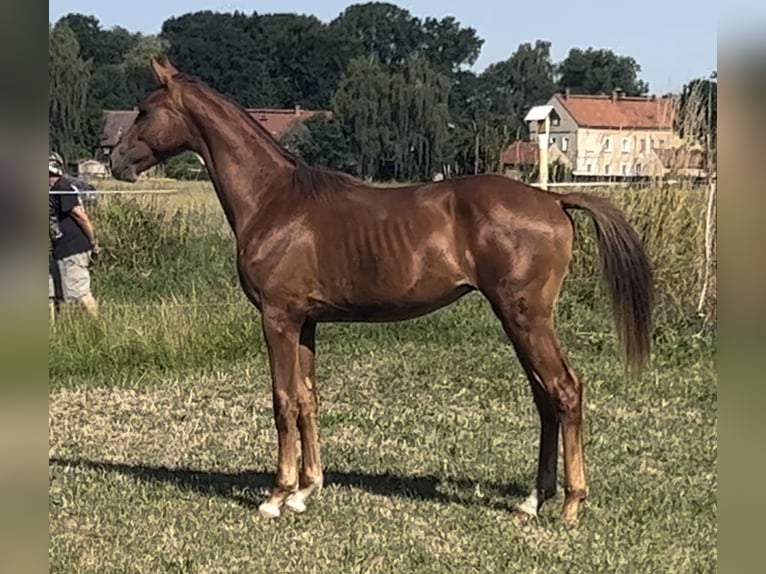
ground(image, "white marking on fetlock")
xmin=516 ymin=489 xmax=539 ymax=517
xmin=258 ymin=501 xmax=281 ymax=519
xmin=284 ymin=492 xmax=307 ymax=513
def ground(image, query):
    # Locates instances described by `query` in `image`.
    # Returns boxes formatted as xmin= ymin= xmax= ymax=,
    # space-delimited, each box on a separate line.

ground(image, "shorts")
xmin=49 ymin=251 xmax=92 ymax=301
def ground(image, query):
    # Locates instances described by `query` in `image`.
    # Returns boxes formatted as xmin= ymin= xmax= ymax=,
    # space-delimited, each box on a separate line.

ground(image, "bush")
xmin=163 ymin=151 xmax=208 ymax=180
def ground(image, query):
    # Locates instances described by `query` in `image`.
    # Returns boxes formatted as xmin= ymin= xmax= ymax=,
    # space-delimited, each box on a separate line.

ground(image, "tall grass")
xmin=562 ymin=185 xmax=713 ymax=322
xmin=49 ymin=181 xmax=715 ymax=387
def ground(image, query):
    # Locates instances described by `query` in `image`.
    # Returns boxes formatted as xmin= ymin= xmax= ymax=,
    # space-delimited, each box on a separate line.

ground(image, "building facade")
xmin=528 ymin=90 xmax=680 ymax=179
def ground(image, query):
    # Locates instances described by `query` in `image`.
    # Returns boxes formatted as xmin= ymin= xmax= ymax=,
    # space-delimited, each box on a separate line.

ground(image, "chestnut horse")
xmin=110 ymin=59 xmax=652 ymax=524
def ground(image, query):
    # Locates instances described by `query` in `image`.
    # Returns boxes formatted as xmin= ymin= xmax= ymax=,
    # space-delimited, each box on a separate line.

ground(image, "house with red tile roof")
xmin=522 ymin=90 xmax=682 ymax=179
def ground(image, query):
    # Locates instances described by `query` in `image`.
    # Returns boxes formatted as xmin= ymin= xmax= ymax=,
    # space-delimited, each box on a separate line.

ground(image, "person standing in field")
xmin=48 ymin=153 xmax=100 ymax=320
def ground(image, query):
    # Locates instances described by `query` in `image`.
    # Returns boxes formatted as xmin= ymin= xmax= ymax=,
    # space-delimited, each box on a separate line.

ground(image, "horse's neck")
xmin=184 ymin=87 xmax=294 ymax=239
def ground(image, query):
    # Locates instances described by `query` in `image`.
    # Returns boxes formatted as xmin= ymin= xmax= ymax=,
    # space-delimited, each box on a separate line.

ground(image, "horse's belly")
xmin=309 ymin=282 xmax=474 ymax=323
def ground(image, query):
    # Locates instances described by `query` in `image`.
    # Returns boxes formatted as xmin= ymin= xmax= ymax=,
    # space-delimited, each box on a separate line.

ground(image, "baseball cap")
xmin=49 ymin=152 xmax=63 ymax=176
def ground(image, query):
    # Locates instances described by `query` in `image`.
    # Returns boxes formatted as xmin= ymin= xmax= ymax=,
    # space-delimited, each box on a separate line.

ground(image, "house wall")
xmin=546 ymin=96 xmax=580 ymax=166
xmin=78 ymin=160 xmax=109 ymax=178
xmin=573 ymin=128 xmax=681 ymax=177
xmin=528 ymin=97 xmax=580 ymax=164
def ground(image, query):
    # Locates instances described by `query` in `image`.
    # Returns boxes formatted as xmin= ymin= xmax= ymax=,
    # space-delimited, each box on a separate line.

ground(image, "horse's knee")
xmin=274 ymin=390 xmax=299 ymax=429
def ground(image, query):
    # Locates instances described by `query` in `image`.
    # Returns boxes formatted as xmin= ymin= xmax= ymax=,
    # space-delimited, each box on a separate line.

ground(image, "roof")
xmin=101 ymin=110 xmax=139 ymax=147
xmin=101 ymin=106 xmax=331 ymax=147
xmin=246 ymin=107 xmax=329 ymax=138
xmin=524 ymin=105 xmax=556 ymax=122
xmin=501 ymin=141 xmax=540 ymax=166
xmin=554 ymin=92 xmax=675 ymax=130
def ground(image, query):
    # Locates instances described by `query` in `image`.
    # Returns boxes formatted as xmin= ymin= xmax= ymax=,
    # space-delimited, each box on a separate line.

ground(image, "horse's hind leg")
xmin=515 ymin=368 xmax=559 ymax=517
xmin=487 ymin=293 xmax=588 ymax=524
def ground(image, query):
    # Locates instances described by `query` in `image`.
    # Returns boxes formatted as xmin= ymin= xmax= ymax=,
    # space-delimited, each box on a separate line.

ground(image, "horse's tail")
xmin=559 ymin=192 xmax=654 ymax=374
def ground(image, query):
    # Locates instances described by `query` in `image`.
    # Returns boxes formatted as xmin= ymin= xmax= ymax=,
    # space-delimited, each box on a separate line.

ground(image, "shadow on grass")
xmin=49 ymin=457 xmax=528 ymax=512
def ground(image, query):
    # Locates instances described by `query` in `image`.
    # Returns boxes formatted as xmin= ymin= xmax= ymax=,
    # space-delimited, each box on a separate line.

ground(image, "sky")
xmin=48 ymin=0 xmax=721 ymax=93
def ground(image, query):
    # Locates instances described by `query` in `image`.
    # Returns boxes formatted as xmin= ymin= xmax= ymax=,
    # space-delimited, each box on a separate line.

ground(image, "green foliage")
xmin=322 ymin=54 xmax=452 ymax=181
xmin=163 ymin=151 xmax=207 ymax=181
xmin=49 ymin=21 xmax=92 ymax=164
xmin=161 ymin=11 xmax=277 ymax=107
xmin=675 ymin=75 xmax=717 ymax=156
xmin=332 ymin=56 xmax=392 ymax=178
xmin=258 ymin=14 xmax=351 ymax=109
xmin=281 ymin=116 xmax=355 ymax=172
xmin=557 ymin=47 xmax=649 ymax=95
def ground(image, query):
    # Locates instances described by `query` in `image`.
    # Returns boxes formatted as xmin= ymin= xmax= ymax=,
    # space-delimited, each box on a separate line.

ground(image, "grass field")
xmin=49 ymin=180 xmax=717 ymax=573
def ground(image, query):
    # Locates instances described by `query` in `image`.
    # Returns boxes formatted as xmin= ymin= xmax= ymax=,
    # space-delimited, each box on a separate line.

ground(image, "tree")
xmin=60 ymin=13 xmax=139 ymax=66
xmin=387 ymin=54 xmax=452 ymax=180
xmin=161 ymin=11 xmax=276 ymax=107
xmin=557 ymin=47 xmax=649 ymax=95
xmin=481 ymin=40 xmax=557 ymax=130
xmin=421 ymin=15 xmax=484 ymax=74
xmin=258 ymin=14 xmax=352 ymax=108
xmin=330 ymin=3 xmax=483 ymax=76
xmin=57 ymin=13 xmax=101 ymax=63
xmin=49 ymin=21 xmax=92 ymax=164
xmin=331 ymin=56 xmax=392 ymax=178
xmin=330 ymin=3 xmax=424 ymax=71
xmin=676 ymin=74 xmax=717 ymax=158
xmin=281 ymin=115 xmax=355 ymax=172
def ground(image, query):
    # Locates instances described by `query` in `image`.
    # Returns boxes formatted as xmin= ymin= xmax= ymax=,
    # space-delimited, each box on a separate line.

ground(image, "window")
xmin=605 ymin=164 xmax=610 ymax=175
xmin=562 ymin=137 xmax=569 ymax=152
xmin=635 ymin=163 xmax=642 ymax=175
xmin=621 ymin=163 xmax=629 ymax=175
xmin=586 ymin=163 xmax=592 ymax=173
xmin=622 ymin=137 xmax=631 ymax=152
xmin=603 ymin=137 xmax=611 ymax=151
xmin=639 ymin=138 xmax=646 ymax=153
xmin=552 ymin=117 xmax=560 ymax=127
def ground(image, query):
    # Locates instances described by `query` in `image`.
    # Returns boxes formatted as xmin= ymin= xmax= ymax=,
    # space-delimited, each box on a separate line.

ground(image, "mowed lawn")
xmin=49 ymin=182 xmax=716 ymax=573
xmin=49 ymin=301 xmax=716 ymax=574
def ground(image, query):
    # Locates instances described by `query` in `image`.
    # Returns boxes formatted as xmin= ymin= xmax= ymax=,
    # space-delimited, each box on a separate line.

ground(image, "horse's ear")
xmin=150 ymin=57 xmax=178 ymax=86
xmin=161 ymin=56 xmax=180 ymax=76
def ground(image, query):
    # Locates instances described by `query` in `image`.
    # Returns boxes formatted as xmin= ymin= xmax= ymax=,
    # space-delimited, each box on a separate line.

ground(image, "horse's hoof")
xmin=561 ymin=509 xmax=580 ymax=526
xmin=284 ymin=493 xmax=307 ymax=514
xmin=258 ymin=501 xmax=281 ymax=519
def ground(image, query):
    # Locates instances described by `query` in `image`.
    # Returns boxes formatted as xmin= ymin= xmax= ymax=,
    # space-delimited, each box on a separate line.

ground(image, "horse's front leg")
xmin=258 ymin=309 xmax=303 ymax=519
xmin=284 ymin=319 xmax=324 ymax=513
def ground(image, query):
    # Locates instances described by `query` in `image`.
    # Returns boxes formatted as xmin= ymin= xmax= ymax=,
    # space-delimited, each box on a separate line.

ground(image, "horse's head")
xmin=110 ymin=58 xmax=193 ymax=182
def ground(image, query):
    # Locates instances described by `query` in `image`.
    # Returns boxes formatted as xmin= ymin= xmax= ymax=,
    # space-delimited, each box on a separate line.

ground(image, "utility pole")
xmin=538 ymin=114 xmax=550 ymax=190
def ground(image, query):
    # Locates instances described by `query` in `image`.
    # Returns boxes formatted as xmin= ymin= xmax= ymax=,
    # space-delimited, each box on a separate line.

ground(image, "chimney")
xmin=611 ymin=90 xmax=617 ymax=102
xmin=564 ymin=87 xmax=570 ymax=100
xmin=295 ymin=104 xmax=301 ymax=116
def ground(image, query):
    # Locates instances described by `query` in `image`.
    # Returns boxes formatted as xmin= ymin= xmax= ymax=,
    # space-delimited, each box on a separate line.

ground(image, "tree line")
xmin=49 ymin=2 xmax=716 ymax=182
